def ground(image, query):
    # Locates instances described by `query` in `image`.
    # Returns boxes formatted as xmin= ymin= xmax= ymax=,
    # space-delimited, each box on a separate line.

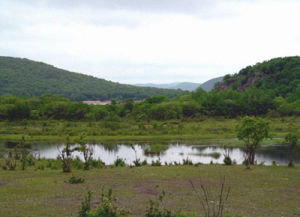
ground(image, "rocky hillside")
xmin=216 ymin=56 xmax=300 ymax=97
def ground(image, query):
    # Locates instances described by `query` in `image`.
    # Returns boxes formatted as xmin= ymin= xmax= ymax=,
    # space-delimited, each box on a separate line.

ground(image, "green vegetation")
xmin=1 ymin=55 xmax=299 ymax=217
xmin=218 ymin=56 xmax=300 ymax=97
xmin=236 ymin=116 xmax=270 ymax=169
xmin=67 ymin=176 xmax=85 ymax=184
xmin=79 ymin=187 xmax=129 ymax=217
xmin=0 ymin=57 xmax=184 ymax=101
xmin=0 ymin=56 xmax=300 ymax=123
xmin=0 ymin=165 xmax=299 ymax=216
xmin=0 ymin=117 xmax=298 ymax=145
xmin=284 ymin=133 xmax=299 ymax=167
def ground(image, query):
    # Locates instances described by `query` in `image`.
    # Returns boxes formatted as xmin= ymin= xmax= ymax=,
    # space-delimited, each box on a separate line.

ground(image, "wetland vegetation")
xmin=0 ymin=56 xmax=300 ymax=216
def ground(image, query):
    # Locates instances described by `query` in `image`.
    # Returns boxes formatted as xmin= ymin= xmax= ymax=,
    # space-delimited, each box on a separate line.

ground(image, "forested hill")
xmin=217 ymin=56 xmax=300 ymax=97
xmin=0 ymin=57 xmax=185 ymax=101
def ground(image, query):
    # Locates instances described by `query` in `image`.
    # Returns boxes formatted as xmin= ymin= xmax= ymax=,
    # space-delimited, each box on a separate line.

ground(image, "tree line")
xmin=0 ymin=87 xmax=299 ymax=122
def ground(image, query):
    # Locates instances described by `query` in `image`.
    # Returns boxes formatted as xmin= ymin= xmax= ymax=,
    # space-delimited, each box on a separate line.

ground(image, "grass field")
xmin=0 ymin=117 xmax=299 ymax=145
xmin=0 ymin=165 xmax=299 ymax=217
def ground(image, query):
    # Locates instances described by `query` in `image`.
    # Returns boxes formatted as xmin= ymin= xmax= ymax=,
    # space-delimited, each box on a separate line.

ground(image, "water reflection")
xmin=28 ymin=143 xmax=300 ymax=166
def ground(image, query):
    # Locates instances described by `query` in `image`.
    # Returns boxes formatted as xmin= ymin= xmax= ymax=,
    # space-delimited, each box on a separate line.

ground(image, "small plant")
xmin=27 ymin=155 xmax=36 ymax=166
xmin=114 ymin=157 xmax=126 ymax=167
xmin=151 ymin=159 xmax=162 ymax=166
xmin=73 ymin=156 xmax=85 ymax=170
xmin=145 ymin=190 xmax=176 ymax=217
xmin=67 ymin=176 xmax=85 ymax=184
xmin=5 ymin=151 xmax=17 ymax=171
xmin=131 ymin=144 xmax=142 ymax=167
xmin=90 ymin=159 xmax=105 ymax=168
xmin=36 ymin=164 xmax=45 ymax=170
xmin=174 ymin=161 xmax=180 ymax=166
xmin=79 ymin=191 xmax=92 ymax=217
xmin=182 ymin=157 xmax=193 ymax=165
xmin=142 ymin=159 xmax=148 ymax=166
xmin=79 ymin=187 xmax=128 ymax=217
xmin=223 ymin=146 xmax=232 ymax=166
xmin=190 ymin=176 xmax=231 ymax=217
xmin=133 ymin=158 xmax=142 ymax=167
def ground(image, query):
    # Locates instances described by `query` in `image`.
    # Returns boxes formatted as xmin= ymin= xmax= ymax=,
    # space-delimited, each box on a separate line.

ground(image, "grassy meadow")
xmin=0 ymin=165 xmax=299 ymax=217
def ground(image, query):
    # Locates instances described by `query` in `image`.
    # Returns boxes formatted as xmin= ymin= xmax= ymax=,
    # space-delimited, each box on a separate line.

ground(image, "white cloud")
xmin=0 ymin=0 xmax=300 ymax=84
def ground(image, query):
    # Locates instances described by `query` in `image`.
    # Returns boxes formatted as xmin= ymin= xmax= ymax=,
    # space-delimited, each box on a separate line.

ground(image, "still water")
xmin=30 ymin=142 xmax=300 ymax=166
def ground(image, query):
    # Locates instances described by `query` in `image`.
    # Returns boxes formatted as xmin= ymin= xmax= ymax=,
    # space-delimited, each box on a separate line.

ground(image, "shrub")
xmin=79 ymin=187 xmax=128 ymax=217
xmin=67 ymin=176 xmax=85 ymax=184
xmin=90 ymin=159 xmax=105 ymax=168
xmin=114 ymin=157 xmax=126 ymax=167
xmin=223 ymin=157 xmax=232 ymax=166
xmin=223 ymin=147 xmax=232 ymax=166
xmin=182 ymin=158 xmax=193 ymax=165
xmin=27 ymin=155 xmax=36 ymax=166
xmin=79 ymin=191 xmax=92 ymax=217
xmin=58 ymin=138 xmax=75 ymax=173
xmin=5 ymin=151 xmax=17 ymax=170
xmin=133 ymin=158 xmax=142 ymax=167
xmin=145 ymin=190 xmax=176 ymax=217
xmin=151 ymin=159 xmax=162 ymax=167
xmin=142 ymin=160 xmax=148 ymax=166
xmin=72 ymin=156 xmax=84 ymax=170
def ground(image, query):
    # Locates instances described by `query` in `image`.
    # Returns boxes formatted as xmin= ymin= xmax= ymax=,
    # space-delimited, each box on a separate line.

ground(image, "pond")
xmin=28 ymin=142 xmax=300 ymax=166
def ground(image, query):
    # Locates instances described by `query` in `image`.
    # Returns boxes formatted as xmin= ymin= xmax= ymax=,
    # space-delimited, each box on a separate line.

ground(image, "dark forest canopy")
xmin=0 ymin=57 xmax=185 ymax=101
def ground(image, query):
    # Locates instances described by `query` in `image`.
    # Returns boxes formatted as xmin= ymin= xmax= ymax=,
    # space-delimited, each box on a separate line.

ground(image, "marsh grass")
xmin=0 ymin=117 xmax=297 ymax=144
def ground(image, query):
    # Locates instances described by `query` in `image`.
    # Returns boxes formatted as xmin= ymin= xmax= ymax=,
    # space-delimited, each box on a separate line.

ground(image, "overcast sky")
xmin=1 ymin=0 xmax=300 ymax=84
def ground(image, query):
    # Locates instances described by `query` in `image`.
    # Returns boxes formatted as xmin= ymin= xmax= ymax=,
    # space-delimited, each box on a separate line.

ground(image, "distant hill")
xmin=135 ymin=82 xmax=201 ymax=91
xmin=216 ymin=56 xmax=300 ymax=97
xmin=0 ymin=57 xmax=185 ymax=101
xmin=198 ymin=76 xmax=223 ymax=91
xmin=136 ymin=76 xmax=223 ymax=92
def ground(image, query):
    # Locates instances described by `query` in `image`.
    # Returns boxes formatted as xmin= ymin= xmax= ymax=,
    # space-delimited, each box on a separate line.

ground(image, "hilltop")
xmin=216 ymin=56 xmax=300 ymax=97
xmin=198 ymin=76 xmax=223 ymax=91
xmin=0 ymin=57 xmax=185 ymax=101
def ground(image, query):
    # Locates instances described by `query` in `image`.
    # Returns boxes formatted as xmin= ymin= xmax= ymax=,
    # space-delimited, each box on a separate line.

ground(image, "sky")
xmin=1 ymin=0 xmax=300 ymax=84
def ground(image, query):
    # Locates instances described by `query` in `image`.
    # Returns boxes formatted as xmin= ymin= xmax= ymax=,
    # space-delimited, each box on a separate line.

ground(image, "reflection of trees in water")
xmin=101 ymin=144 xmax=120 ymax=153
xmin=193 ymin=146 xmax=228 ymax=152
xmin=5 ymin=141 xmax=19 ymax=149
xmin=257 ymin=146 xmax=300 ymax=163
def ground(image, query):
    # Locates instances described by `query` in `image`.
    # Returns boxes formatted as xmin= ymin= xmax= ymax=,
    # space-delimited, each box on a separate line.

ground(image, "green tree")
xmin=236 ymin=116 xmax=270 ymax=169
xmin=285 ymin=133 xmax=299 ymax=167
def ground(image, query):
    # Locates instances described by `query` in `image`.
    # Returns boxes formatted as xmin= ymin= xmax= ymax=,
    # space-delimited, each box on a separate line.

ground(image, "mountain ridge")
xmin=0 ymin=56 xmax=185 ymax=101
